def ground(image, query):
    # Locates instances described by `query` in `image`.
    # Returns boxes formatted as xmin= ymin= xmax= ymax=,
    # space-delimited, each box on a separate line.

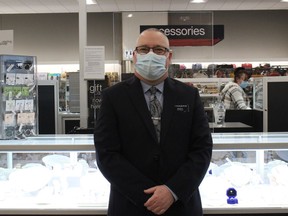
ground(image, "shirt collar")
xmin=140 ymin=80 xmax=164 ymax=94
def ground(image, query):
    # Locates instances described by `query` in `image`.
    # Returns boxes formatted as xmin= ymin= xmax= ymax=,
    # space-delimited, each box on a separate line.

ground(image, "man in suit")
xmin=94 ymin=28 xmax=213 ymax=216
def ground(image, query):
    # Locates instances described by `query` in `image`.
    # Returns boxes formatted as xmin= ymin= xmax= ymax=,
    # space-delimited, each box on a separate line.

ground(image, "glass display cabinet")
xmin=176 ymin=78 xmax=231 ymax=110
xmin=0 ymin=133 xmax=288 ymax=215
xmin=253 ymin=76 xmax=288 ymax=132
xmin=206 ymin=132 xmax=288 ymax=214
xmin=0 ymin=135 xmax=108 ymax=215
xmin=175 ymin=78 xmax=255 ymax=132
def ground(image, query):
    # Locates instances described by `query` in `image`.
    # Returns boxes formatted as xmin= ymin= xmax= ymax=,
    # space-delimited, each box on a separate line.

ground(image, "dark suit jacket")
xmin=94 ymin=76 xmax=213 ymax=216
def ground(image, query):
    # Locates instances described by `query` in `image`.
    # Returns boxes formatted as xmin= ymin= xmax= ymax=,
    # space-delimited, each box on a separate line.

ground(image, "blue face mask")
xmin=240 ymin=81 xmax=248 ymax=89
xmin=135 ymin=52 xmax=167 ymax=81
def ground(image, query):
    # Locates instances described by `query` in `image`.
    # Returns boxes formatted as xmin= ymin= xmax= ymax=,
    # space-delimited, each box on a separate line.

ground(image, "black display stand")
xmin=267 ymin=82 xmax=288 ymax=132
xmin=207 ymin=109 xmax=263 ymax=133
xmin=38 ymin=80 xmax=58 ymax=134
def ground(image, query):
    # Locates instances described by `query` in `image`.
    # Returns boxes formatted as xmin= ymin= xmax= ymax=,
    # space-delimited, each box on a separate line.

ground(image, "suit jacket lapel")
xmin=161 ymin=78 xmax=176 ymax=143
xmin=126 ymin=76 xmax=158 ymax=142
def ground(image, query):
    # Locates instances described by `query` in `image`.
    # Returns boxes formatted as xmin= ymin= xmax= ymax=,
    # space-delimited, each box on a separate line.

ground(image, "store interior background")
xmin=0 ymin=0 xmax=288 ymax=216
xmin=0 ymin=3 xmax=288 ymax=134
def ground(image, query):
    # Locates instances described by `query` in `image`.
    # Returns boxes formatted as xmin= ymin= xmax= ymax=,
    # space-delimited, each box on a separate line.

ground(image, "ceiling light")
xmin=127 ymin=14 xmax=133 ymax=18
xmin=190 ymin=0 xmax=207 ymax=3
xmin=86 ymin=0 xmax=97 ymax=5
xmin=281 ymin=0 xmax=288 ymax=2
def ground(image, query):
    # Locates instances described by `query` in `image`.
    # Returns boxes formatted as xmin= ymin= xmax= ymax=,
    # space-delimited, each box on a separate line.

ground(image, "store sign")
xmin=0 ymin=30 xmax=13 ymax=54
xmin=140 ymin=25 xmax=224 ymax=46
xmin=87 ymin=78 xmax=108 ymax=128
xmin=84 ymin=46 xmax=105 ymax=80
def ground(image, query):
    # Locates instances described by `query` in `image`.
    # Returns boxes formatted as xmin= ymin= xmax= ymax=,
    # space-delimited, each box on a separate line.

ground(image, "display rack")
xmin=0 ymin=55 xmax=37 ymax=139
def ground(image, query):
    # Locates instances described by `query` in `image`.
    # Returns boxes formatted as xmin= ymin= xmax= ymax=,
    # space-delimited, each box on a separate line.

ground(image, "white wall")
xmin=213 ymin=10 xmax=288 ymax=62
xmin=0 ymin=13 xmax=122 ymax=65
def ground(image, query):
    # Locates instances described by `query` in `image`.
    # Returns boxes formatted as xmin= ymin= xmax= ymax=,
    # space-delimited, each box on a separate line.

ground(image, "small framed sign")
xmin=84 ymin=46 xmax=105 ymax=80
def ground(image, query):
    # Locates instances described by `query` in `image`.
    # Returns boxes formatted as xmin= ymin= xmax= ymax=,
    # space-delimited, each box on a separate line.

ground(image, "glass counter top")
xmin=212 ymin=132 xmax=288 ymax=150
xmin=0 ymin=134 xmax=95 ymax=152
xmin=0 ymin=132 xmax=288 ymax=151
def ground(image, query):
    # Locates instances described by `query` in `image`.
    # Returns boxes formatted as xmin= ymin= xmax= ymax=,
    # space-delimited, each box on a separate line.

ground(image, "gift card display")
xmin=4 ymin=113 xmax=15 ymax=126
xmin=23 ymin=74 xmax=34 ymax=85
xmin=5 ymin=62 xmax=15 ymax=72
xmin=15 ymin=100 xmax=25 ymax=111
xmin=17 ymin=112 xmax=35 ymax=125
xmin=1 ymin=55 xmax=37 ymax=139
xmin=26 ymin=112 xmax=35 ymax=124
xmin=15 ymin=73 xmax=26 ymax=85
xmin=13 ymin=86 xmax=22 ymax=97
xmin=21 ymin=86 xmax=30 ymax=97
xmin=6 ymin=73 xmax=16 ymax=85
xmin=6 ymin=100 xmax=16 ymax=112
xmin=24 ymin=99 xmax=34 ymax=111
xmin=17 ymin=112 xmax=28 ymax=125
xmin=3 ymin=86 xmax=14 ymax=98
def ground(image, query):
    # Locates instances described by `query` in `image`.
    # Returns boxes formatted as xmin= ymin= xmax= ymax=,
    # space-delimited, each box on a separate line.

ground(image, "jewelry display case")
xmin=206 ymin=132 xmax=288 ymax=214
xmin=0 ymin=135 xmax=108 ymax=215
xmin=0 ymin=133 xmax=288 ymax=215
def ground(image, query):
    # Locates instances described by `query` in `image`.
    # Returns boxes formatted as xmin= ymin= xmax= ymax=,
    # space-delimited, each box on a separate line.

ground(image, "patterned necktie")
xmin=149 ymin=86 xmax=162 ymax=143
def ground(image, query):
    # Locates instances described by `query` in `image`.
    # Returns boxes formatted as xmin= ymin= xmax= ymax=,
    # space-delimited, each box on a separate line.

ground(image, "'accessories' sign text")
xmin=140 ymin=25 xmax=224 ymax=46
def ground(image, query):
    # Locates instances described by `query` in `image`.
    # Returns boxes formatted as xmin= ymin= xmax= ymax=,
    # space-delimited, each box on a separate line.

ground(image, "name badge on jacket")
xmin=174 ymin=104 xmax=190 ymax=112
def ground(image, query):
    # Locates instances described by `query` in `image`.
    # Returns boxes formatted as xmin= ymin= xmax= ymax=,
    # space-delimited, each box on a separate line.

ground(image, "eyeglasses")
xmin=135 ymin=46 xmax=170 ymax=55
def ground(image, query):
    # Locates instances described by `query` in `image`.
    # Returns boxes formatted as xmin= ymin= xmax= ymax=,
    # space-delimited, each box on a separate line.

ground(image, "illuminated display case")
xmin=0 ymin=133 xmax=288 ymax=215
xmin=0 ymin=55 xmax=37 ymax=139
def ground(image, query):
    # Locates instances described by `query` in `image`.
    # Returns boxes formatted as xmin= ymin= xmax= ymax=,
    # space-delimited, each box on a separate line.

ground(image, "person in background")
xmin=94 ymin=28 xmax=212 ymax=216
xmin=220 ymin=67 xmax=251 ymax=110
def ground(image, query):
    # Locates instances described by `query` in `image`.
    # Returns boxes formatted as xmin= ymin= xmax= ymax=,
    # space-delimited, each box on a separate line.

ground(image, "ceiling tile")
xmin=39 ymin=0 xmax=70 ymax=13
xmin=0 ymin=0 xmax=286 ymax=14
xmin=203 ymin=0 xmax=226 ymax=10
xmin=115 ymin=0 xmax=135 ymax=11
xmin=0 ymin=1 xmax=17 ymax=13
xmin=97 ymin=0 xmax=119 ymax=12
xmin=152 ymin=0 xmax=171 ymax=11
xmin=169 ymin=0 xmax=189 ymax=11
xmin=236 ymin=0 xmax=263 ymax=10
xmin=134 ymin=0 xmax=153 ymax=11
xmin=219 ymin=0 xmax=244 ymax=10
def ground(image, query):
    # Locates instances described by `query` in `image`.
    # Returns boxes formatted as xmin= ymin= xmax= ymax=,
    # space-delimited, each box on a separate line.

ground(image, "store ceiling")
xmin=0 ymin=0 xmax=287 ymax=14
